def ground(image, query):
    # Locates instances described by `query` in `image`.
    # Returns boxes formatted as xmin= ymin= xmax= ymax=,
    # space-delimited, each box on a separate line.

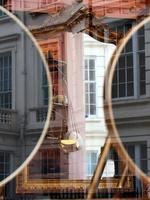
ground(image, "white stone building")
xmin=83 ymin=34 xmax=116 ymax=178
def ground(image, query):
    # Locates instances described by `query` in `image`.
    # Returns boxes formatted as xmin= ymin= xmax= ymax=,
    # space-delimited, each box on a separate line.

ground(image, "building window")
xmin=0 ymin=51 xmax=12 ymax=108
xmin=41 ymin=150 xmax=60 ymax=175
xmin=112 ymin=23 xmax=145 ymax=99
xmin=102 ymin=148 xmax=120 ymax=178
xmin=85 ymin=58 xmax=96 ymax=117
xmin=86 ymin=151 xmax=98 ymax=178
xmin=0 ymin=0 xmax=7 ymax=16
xmin=124 ymin=143 xmax=147 ymax=174
xmin=137 ymin=27 xmax=146 ymax=95
xmin=112 ymin=23 xmax=133 ymax=98
xmin=102 ymin=159 xmax=115 ymax=178
xmin=42 ymin=64 xmax=48 ymax=106
xmin=42 ymin=51 xmax=60 ymax=106
xmin=28 ymin=149 xmax=69 ymax=179
xmin=0 ymin=152 xmax=10 ymax=180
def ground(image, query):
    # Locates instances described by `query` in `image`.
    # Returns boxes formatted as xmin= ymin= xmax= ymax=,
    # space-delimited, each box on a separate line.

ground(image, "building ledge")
xmin=85 ymin=118 xmax=102 ymax=122
xmin=0 ymin=33 xmax=20 ymax=43
xmin=105 ymin=96 xmax=150 ymax=108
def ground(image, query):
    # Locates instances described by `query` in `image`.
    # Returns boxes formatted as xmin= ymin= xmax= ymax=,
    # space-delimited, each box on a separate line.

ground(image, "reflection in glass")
xmin=111 ymin=23 xmax=148 ymax=198
xmin=0 ymin=10 xmax=50 ymax=185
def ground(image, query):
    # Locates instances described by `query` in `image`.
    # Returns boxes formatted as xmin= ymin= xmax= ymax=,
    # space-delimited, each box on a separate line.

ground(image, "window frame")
xmin=112 ymin=22 xmax=146 ymax=101
xmin=0 ymin=151 xmax=11 ymax=181
xmin=0 ymin=48 xmax=15 ymax=109
xmin=86 ymin=150 xmax=98 ymax=179
xmin=124 ymin=142 xmax=147 ymax=174
xmin=0 ymin=0 xmax=7 ymax=17
xmin=0 ymin=51 xmax=12 ymax=108
xmin=84 ymin=56 xmax=97 ymax=118
xmin=42 ymin=63 xmax=49 ymax=106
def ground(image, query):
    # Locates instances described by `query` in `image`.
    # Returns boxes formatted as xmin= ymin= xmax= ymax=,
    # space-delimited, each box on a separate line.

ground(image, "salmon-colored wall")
xmin=66 ymin=32 xmax=86 ymax=179
xmin=8 ymin=0 xmax=146 ymax=20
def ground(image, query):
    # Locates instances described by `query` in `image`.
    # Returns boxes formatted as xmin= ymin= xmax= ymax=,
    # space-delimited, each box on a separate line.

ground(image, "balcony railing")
xmin=36 ymin=107 xmax=48 ymax=122
xmin=28 ymin=102 xmax=68 ymax=130
xmin=27 ymin=106 xmax=48 ymax=130
xmin=0 ymin=108 xmax=17 ymax=130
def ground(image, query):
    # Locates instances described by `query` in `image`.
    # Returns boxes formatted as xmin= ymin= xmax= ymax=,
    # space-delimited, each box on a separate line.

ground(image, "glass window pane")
xmin=85 ymin=58 xmax=96 ymax=116
xmin=140 ymin=66 xmax=145 ymax=81
xmin=85 ymin=93 xmax=89 ymax=104
xmin=125 ymin=23 xmax=132 ymax=32
xmin=0 ymin=58 xmax=2 ymax=68
xmin=5 ymin=164 xmax=10 ymax=174
xmin=126 ymin=145 xmax=135 ymax=159
xmin=91 ymin=153 xmax=97 ymax=163
xmin=87 ymin=164 xmax=91 ymax=174
xmin=0 ymin=0 xmax=5 ymax=16
xmin=43 ymin=87 xmax=48 ymax=105
xmin=138 ymin=36 xmax=145 ymax=50
xmin=4 ymin=56 xmax=9 ymax=67
xmin=141 ymin=160 xmax=147 ymax=173
xmin=90 ymin=83 xmax=95 ymax=93
xmin=85 ymin=70 xmax=88 ymax=80
xmin=140 ymin=144 xmax=147 ymax=159
xmin=127 ymin=83 xmax=134 ymax=96
xmin=5 ymin=94 xmax=8 ymax=105
xmin=117 ymin=26 xmax=124 ymax=35
xmin=85 ymin=59 xmax=88 ymax=69
xmin=119 ymin=83 xmax=125 ymax=97
xmin=0 ymin=52 xmax=12 ymax=108
xmin=140 ymin=81 xmax=146 ymax=95
xmin=119 ymin=69 xmax=125 ymax=83
xmin=8 ymin=93 xmax=11 ymax=108
xmin=112 ymin=84 xmax=117 ymax=98
xmin=90 ymin=105 xmax=96 ymax=115
xmin=127 ymin=68 xmax=133 ymax=82
xmin=0 ymin=175 xmax=4 ymax=181
xmin=0 ymin=163 xmax=4 ymax=173
xmin=139 ymin=53 xmax=145 ymax=66
xmin=0 ymin=152 xmax=4 ymax=162
xmin=113 ymin=70 xmax=117 ymax=84
xmin=86 ymin=152 xmax=98 ymax=176
xmin=112 ymin=23 xmax=135 ymax=99
xmin=126 ymin=54 xmax=133 ymax=66
xmin=85 ymin=83 xmax=88 ymax=93
xmin=90 ymin=93 xmax=96 ymax=104
xmin=9 ymin=54 xmax=11 ymax=67
xmin=4 ymin=80 xmax=8 ymax=90
xmin=89 ymin=60 xmax=95 ymax=69
xmin=5 ymin=153 xmax=10 ymax=162
xmin=138 ymin=26 xmax=144 ymax=36
xmin=119 ymin=56 xmax=125 ymax=68
xmin=89 ymin=71 xmax=95 ymax=81
xmin=125 ymin=38 xmax=133 ymax=52
xmin=85 ymin=105 xmax=89 ymax=118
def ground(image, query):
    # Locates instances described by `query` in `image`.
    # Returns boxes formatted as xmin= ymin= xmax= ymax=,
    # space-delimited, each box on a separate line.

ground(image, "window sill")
xmin=105 ymin=96 xmax=150 ymax=107
xmin=85 ymin=118 xmax=102 ymax=122
xmin=0 ymin=10 xmax=17 ymax=24
xmin=0 ymin=15 xmax=11 ymax=23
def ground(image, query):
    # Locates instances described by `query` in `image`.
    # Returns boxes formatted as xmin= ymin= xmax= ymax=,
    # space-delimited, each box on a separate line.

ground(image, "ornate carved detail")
xmin=16 ymin=166 xmax=134 ymax=194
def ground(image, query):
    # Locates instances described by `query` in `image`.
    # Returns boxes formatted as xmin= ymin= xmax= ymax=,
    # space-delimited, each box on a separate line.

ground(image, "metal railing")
xmin=36 ymin=107 xmax=48 ymax=122
xmin=0 ymin=108 xmax=17 ymax=129
xmin=27 ymin=106 xmax=48 ymax=129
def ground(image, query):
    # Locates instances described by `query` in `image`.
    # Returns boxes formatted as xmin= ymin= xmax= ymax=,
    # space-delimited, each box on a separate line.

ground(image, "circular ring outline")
xmin=0 ymin=6 xmax=52 ymax=186
xmin=105 ymin=16 xmax=150 ymax=184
